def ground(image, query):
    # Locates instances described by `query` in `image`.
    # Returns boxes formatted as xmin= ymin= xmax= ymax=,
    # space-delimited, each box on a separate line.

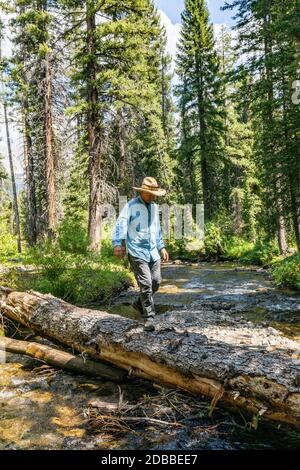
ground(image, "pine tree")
xmin=5 ymin=0 xmax=68 ymax=243
xmin=216 ymin=25 xmax=260 ymax=239
xmin=0 ymin=19 xmax=22 ymax=252
xmin=223 ymin=0 xmax=300 ymax=252
xmin=61 ymin=0 xmax=175 ymax=250
xmin=159 ymin=30 xmax=177 ymax=167
xmin=176 ymin=0 xmax=224 ymax=221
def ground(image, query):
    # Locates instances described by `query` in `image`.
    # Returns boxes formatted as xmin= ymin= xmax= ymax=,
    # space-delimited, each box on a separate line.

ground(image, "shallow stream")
xmin=1 ymin=262 xmax=299 ymax=449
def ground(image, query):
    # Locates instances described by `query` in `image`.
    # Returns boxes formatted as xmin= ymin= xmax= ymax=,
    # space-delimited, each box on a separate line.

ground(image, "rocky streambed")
xmin=0 ymin=262 xmax=300 ymax=450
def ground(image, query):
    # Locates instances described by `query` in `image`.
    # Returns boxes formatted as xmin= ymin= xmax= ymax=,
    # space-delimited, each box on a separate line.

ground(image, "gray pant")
xmin=128 ymin=254 xmax=161 ymax=318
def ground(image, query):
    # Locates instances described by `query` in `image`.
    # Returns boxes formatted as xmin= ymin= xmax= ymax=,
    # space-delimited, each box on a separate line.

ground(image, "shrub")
xmin=33 ymin=264 xmax=133 ymax=305
xmin=204 ymin=222 xmax=223 ymax=258
xmin=166 ymin=238 xmax=200 ymax=261
xmin=221 ymin=236 xmax=254 ymax=261
xmin=0 ymin=220 xmax=20 ymax=262
xmin=240 ymin=239 xmax=280 ymax=265
xmin=9 ymin=235 xmax=134 ymax=305
xmin=57 ymin=219 xmax=89 ymax=254
xmin=272 ymin=254 xmax=300 ymax=290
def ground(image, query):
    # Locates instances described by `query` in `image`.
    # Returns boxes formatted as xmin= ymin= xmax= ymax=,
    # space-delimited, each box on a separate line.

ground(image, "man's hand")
xmin=114 ymin=246 xmax=126 ymax=258
xmin=160 ymin=248 xmax=169 ymax=263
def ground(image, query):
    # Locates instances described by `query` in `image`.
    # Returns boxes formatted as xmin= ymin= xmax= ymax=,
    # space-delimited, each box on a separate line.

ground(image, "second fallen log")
xmin=0 ymin=335 xmax=126 ymax=382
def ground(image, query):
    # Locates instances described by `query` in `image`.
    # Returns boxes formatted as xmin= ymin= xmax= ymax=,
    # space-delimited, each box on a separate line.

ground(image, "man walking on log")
xmin=112 ymin=177 xmax=169 ymax=331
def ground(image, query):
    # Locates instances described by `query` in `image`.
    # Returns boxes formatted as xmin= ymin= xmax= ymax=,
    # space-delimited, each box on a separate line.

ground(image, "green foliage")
xmin=239 ymin=240 xmax=280 ymax=266
xmin=16 ymin=227 xmax=134 ymax=304
xmin=34 ymin=261 xmax=133 ymax=306
xmin=223 ymin=0 xmax=300 ymax=251
xmin=25 ymin=241 xmax=75 ymax=280
xmin=0 ymin=221 xmax=20 ymax=261
xmin=5 ymin=0 xmax=64 ymax=241
xmin=0 ymin=213 xmax=135 ymax=302
xmin=272 ymin=254 xmax=300 ymax=290
xmin=62 ymin=0 xmax=175 ymax=197
xmin=175 ymin=0 xmax=225 ymax=215
xmin=203 ymin=221 xmax=280 ymax=266
xmin=38 ymin=42 xmax=51 ymax=57
xmin=220 ymin=236 xmax=254 ymax=261
xmin=204 ymin=222 xmax=223 ymax=258
xmin=57 ymin=219 xmax=89 ymax=255
xmin=0 ymin=154 xmax=8 ymax=181
xmin=166 ymin=238 xmax=200 ymax=261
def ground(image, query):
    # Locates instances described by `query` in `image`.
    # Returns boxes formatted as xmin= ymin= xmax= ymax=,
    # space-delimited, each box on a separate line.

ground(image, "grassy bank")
xmin=0 ymin=225 xmax=134 ymax=306
xmin=1 ymin=221 xmax=299 ymax=299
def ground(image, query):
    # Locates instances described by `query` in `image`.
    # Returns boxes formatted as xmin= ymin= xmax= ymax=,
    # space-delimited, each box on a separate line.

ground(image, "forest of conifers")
xmin=0 ymin=0 xmax=299 ymax=297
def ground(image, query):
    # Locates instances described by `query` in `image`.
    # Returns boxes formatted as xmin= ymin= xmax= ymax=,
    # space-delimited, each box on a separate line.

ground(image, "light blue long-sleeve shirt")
xmin=112 ymin=196 xmax=165 ymax=263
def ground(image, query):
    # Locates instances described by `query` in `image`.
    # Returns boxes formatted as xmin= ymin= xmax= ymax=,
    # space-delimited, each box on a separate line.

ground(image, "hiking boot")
xmin=143 ymin=316 xmax=155 ymax=332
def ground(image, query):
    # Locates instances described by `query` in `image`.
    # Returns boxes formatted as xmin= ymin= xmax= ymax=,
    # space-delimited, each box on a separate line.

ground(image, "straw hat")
xmin=133 ymin=177 xmax=166 ymax=197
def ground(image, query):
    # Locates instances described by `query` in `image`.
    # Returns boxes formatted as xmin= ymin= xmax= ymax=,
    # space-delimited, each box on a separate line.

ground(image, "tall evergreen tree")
xmin=0 ymin=19 xmax=22 ymax=252
xmin=176 ymin=0 xmax=224 ymax=221
xmin=216 ymin=25 xmax=260 ymax=239
xmin=61 ymin=0 xmax=174 ymax=251
xmin=223 ymin=0 xmax=300 ymax=252
xmin=5 ymin=0 xmax=67 ymax=242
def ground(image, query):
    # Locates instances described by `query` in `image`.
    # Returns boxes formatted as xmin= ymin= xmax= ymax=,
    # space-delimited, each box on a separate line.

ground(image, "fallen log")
xmin=0 ymin=286 xmax=299 ymax=427
xmin=0 ymin=335 xmax=126 ymax=382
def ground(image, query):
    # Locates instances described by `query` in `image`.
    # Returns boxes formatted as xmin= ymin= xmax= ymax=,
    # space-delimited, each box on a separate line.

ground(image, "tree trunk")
xmin=117 ymin=110 xmax=126 ymax=182
xmin=196 ymin=58 xmax=211 ymax=221
xmin=0 ymin=287 xmax=299 ymax=427
xmin=0 ymin=335 xmax=126 ymax=382
xmin=87 ymin=1 xmax=102 ymax=252
xmin=289 ymin=179 xmax=300 ymax=251
xmin=181 ymin=79 xmax=197 ymax=204
xmin=23 ymin=104 xmax=37 ymax=246
xmin=3 ymin=104 xmax=22 ymax=254
xmin=276 ymin=211 xmax=288 ymax=254
xmin=18 ymin=3 xmax=37 ymax=246
xmin=44 ymin=51 xmax=57 ymax=236
xmin=263 ymin=8 xmax=288 ymax=254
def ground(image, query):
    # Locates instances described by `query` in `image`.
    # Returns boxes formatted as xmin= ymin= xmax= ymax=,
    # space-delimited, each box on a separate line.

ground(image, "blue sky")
xmin=154 ymin=0 xmax=235 ymax=26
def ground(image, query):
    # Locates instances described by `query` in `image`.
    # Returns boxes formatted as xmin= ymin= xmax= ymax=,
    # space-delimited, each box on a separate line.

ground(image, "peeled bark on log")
xmin=0 ymin=286 xmax=300 ymax=427
xmin=0 ymin=336 xmax=126 ymax=382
